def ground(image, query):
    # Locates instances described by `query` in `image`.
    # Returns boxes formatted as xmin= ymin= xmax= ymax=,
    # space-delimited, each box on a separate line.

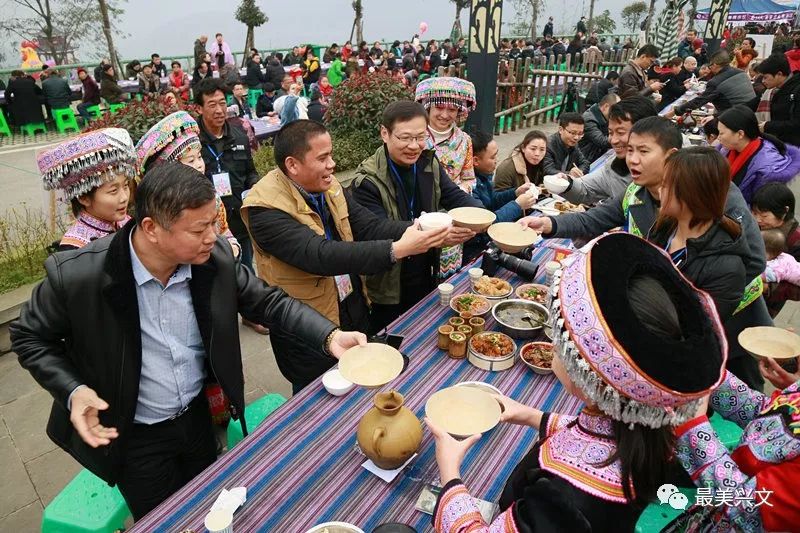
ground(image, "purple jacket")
xmin=719 ymin=139 xmax=800 ymax=205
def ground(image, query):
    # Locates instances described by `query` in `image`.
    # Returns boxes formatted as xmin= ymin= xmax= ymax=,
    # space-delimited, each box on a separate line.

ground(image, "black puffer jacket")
xmin=9 ymin=221 xmax=337 ymax=484
xmin=648 ymin=217 xmax=748 ymax=320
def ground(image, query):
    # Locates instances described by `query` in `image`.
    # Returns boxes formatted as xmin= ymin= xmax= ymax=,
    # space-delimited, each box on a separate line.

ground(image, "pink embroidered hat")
xmin=134 ymin=111 xmax=201 ymax=176
xmin=415 ymin=76 xmax=476 ymax=122
xmin=38 ymin=128 xmax=136 ymax=200
xmin=550 ymin=232 xmax=728 ymax=428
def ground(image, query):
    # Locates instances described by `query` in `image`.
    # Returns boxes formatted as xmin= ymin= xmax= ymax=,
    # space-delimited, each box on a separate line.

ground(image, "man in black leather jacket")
xmin=10 ymin=162 xmax=365 ymax=520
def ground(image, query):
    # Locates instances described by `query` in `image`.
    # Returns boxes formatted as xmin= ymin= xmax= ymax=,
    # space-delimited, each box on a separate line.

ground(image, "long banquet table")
xmin=129 ymin=240 xmax=583 ymax=533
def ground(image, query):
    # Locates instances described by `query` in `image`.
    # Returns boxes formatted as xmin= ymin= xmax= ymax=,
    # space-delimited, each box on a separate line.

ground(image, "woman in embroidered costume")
xmin=664 ymin=358 xmax=800 ymax=532
xmin=38 ymin=128 xmax=137 ymax=251
xmin=415 ymin=77 xmax=477 ymax=278
xmin=426 ymin=232 xmax=728 ymax=532
xmin=135 ymin=111 xmax=240 ymax=257
xmin=414 ymin=76 xmax=477 ymax=192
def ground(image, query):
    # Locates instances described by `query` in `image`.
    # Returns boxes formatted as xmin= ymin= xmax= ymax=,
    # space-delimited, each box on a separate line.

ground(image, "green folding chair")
xmin=108 ymin=102 xmax=126 ymax=114
xmin=0 ymin=108 xmax=11 ymax=137
xmin=227 ymin=393 xmax=287 ymax=449
xmin=41 ymin=468 xmax=131 ymax=533
xmin=52 ymin=107 xmax=80 ymax=134
xmin=248 ymin=88 xmax=263 ymax=109
xmin=20 ymin=122 xmax=47 ymax=136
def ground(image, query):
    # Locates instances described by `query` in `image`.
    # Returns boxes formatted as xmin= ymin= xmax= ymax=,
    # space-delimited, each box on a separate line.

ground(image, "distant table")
xmin=0 ymin=78 xmax=169 ymax=105
xmin=247 ymin=117 xmax=281 ymax=140
xmin=129 ymin=241 xmax=582 ymax=533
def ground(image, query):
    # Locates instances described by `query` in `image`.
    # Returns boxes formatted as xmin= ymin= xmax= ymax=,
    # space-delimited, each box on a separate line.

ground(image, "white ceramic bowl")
xmin=305 ymin=522 xmax=366 ymax=533
xmin=418 ymin=212 xmax=453 ymax=231
xmin=322 ymin=368 xmax=355 ymax=396
xmin=455 ymin=381 xmax=503 ymax=396
xmin=543 ymin=174 xmax=570 ymax=194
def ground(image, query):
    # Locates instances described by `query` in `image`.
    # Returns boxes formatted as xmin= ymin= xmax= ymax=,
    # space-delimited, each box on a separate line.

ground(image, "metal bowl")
xmin=491 ymin=299 xmax=550 ymax=340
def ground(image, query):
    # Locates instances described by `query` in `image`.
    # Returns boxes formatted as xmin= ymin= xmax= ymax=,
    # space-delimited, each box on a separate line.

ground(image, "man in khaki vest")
xmin=242 ymin=120 xmax=450 ymax=391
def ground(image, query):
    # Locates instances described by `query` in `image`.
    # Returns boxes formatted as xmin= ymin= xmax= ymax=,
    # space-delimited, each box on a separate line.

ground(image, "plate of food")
xmin=468 ymin=331 xmax=518 ymax=371
xmin=551 ymin=197 xmax=585 ymax=213
xmin=520 ymin=342 xmax=554 ymax=374
xmin=473 ymin=276 xmax=513 ymax=300
xmin=515 ymin=283 xmax=549 ymax=304
xmin=425 ymin=386 xmax=502 ymax=437
xmin=450 ymin=293 xmax=492 ymax=317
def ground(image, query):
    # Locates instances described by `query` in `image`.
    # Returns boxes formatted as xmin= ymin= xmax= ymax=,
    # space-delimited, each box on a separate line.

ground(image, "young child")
xmin=762 ymin=228 xmax=800 ymax=285
xmin=38 ymin=128 xmax=136 ymax=251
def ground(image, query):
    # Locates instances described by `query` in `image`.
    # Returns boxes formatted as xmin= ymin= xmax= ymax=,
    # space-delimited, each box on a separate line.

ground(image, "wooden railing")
xmin=438 ymin=48 xmax=636 ymax=134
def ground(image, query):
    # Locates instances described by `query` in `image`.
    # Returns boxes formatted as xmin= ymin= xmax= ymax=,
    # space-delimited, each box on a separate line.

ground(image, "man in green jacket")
xmin=343 ymin=101 xmax=482 ymax=333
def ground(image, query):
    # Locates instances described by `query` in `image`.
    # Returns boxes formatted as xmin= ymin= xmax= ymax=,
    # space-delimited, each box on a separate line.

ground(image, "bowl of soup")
xmin=491 ymin=299 xmax=550 ymax=340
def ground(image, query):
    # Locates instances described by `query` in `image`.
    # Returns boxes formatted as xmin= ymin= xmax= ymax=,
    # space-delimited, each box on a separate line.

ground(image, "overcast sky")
xmin=2 ymin=0 xmax=669 ymax=66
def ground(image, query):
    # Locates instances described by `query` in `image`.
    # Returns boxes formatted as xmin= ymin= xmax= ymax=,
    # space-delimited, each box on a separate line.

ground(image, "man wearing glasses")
xmin=542 ymin=112 xmax=591 ymax=178
xmin=345 ymin=101 xmax=483 ymax=334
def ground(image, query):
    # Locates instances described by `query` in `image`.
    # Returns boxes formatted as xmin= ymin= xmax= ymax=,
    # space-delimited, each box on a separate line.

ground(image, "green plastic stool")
xmin=85 ymin=105 xmax=103 ymax=119
xmin=108 ymin=103 xmax=126 ymax=114
xmin=42 ymin=469 xmax=131 ymax=533
xmin=226 ymin=393 xmax=287 ymax=449
xmin=0 ymin=108 xmax=11 ymax=136
xmin=635 ymin=487 xmax=696 ymax=533
xmin=52 ymin=107 xmax=80 ymax=134
xmin=20 ymin=122 xmax=47 ymax=136
xmin=248 ymin=88 xmax=263 ymax=109
xmin=710 ymin=412 xmax=743 ymax=452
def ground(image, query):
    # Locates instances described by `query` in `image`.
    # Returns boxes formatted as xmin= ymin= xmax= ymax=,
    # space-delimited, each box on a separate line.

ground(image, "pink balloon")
xmin=419 ymin=22 xmax=428 ymax=35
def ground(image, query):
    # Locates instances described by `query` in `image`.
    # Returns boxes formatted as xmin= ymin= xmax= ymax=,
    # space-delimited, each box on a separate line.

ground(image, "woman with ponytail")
xmin=426 ymin=232 xmax=728 ymax=532
xmin=716 ymin=104 xmax=800 ymax=205
xmin=648 ymin=146 xmax=770 ymax=390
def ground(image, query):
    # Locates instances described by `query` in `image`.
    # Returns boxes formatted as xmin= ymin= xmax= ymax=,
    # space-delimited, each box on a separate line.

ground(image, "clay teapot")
xmin=357 ymin=390 xmax=422 ymax=470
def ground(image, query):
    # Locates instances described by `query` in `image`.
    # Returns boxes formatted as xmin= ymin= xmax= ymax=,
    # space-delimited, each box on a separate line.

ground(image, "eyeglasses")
xmin=392 ymin=133 xmax=428 ymax=146
xmin=562 ymin=128 xmax=584 ymax=138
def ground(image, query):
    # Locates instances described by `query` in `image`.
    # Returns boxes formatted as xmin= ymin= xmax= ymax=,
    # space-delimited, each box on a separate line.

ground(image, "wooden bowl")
xmin=448 ymin=207 xmax=496 ymax=232
xmin=425 ymin=386 xmax=502 ymax=437
xmin=738 ymin=326 xmax=800 ymax=360
xmin=338 ymin=343 xmax=404 ymax=388
xmin=487 ymin=222 xmax=541 ymax=253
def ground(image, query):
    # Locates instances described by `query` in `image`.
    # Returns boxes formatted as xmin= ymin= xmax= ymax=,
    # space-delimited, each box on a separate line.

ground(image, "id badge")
xmin=212 ymin=172 xmax=233 ymax=197
xmin=334 ymin=274 xmax=353 ymax=302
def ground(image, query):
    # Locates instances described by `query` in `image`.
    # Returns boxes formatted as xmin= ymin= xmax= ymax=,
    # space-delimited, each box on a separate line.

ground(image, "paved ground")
xmin=1 ymin=122 xmax=798 ymax=532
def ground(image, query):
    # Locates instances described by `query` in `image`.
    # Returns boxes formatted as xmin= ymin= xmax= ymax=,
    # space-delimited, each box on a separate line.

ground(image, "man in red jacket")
xmin=76 ymin=68 xmax=100 ymax=124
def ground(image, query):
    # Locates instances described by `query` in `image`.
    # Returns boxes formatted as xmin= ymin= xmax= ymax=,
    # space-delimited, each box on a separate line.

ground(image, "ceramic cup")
xmin=545 ymin=261 xmax=561 ymax=286
xmin=438 ymin=283 xmax=455 ymax=306
xmin=204 ymin=509 xmax=234 ymax=533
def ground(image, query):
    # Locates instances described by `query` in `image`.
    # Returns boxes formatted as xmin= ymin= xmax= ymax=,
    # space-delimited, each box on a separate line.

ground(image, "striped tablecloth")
xmin=130 ymin=241 xmax=583 ymax=533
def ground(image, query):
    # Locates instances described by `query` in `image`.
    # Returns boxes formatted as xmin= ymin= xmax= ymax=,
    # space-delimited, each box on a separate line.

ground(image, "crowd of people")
xmin=5 ymin=21 xmax=800 ymax=533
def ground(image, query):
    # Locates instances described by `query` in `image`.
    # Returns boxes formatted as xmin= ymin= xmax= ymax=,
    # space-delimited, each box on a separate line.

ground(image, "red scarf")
xmin=727 ymin=137 xmax=762 ymax=180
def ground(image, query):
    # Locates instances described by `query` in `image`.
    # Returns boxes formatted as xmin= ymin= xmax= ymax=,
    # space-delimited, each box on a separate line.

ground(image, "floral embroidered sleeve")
xmin=711 ymin=371 xmax=771 ymax=428
xmin=433 ymin=480 xmax=520 ymax=533
xmin=674 ymin=416 xmax=763 ymax=532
